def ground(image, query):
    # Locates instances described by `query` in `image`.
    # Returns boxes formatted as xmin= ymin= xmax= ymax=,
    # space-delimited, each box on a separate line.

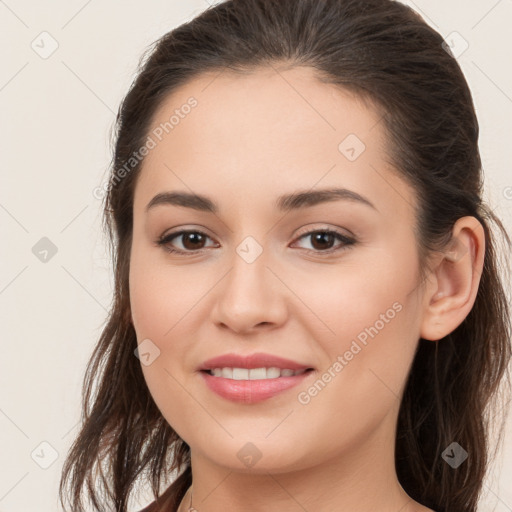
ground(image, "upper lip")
xmin=199 ymin=352 xmax=314 ymax=371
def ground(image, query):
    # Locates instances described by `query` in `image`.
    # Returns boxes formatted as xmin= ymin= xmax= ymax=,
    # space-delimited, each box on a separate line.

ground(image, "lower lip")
xmin=200 ymin=370 xmax=313 ymax=404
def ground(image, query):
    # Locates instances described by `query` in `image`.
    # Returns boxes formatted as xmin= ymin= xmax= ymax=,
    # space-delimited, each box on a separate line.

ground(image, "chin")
xmin=194 ymin=437 xmax=314 ymax=475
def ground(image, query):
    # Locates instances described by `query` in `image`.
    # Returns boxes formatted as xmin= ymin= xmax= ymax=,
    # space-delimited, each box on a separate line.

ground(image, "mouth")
xmin=202 ymin=367 xmax=312 ymax=379
xmin=198 ymin=352 xmax=314 ymax=373
xmin=198 ymin=353 xmax=315 ymax=404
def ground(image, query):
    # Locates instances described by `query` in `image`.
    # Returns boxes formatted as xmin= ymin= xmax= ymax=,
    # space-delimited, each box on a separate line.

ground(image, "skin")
xmin=129 ymin=65 xmax=485 ymax=512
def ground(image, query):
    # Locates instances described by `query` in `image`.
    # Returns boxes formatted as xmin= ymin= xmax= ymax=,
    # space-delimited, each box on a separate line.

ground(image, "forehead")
xmin=146 ymin=65 xmax=379 ymax=162
xmin=135 ymin=65 xmax=416 ymax=222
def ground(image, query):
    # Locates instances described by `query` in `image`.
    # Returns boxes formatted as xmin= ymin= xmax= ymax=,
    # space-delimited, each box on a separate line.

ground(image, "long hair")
xmin=59 ymin=1 xmax=512 ymax=511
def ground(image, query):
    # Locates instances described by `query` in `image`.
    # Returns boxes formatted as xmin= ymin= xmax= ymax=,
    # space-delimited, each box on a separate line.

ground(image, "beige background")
xmin=0 ymin=0 xmax=511 ymax=510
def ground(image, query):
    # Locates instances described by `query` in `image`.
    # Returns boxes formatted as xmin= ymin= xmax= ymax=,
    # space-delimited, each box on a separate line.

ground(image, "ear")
xmin=420 ymin=216 xmax=485 ymax=341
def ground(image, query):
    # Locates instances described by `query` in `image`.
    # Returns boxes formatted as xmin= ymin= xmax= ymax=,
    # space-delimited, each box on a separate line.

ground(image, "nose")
xmin=210 ymin=249 xmax=288 ymax=335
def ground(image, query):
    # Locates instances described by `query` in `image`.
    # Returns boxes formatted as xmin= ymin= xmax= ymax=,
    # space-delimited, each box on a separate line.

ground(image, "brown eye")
xmin=180 ymin=232 xmax=207 ymax=250
xmin=157 ymin=228 xmax=356 ymax=256
xmin=309 ymin=232 xmax=337 ymax=250
xmin=157 ymin=230 xmax=217 ymax=254
xmin=293 ymin=229 xmax=356 ymax=255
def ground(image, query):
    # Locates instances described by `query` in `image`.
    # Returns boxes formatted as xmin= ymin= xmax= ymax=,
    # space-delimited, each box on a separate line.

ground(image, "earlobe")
xmin=420 ymin=216 xmax=485 ymax=341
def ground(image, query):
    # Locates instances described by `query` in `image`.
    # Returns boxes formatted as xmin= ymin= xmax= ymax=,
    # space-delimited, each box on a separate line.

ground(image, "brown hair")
xmin=59 ymin=1 xmax=512 ymax=511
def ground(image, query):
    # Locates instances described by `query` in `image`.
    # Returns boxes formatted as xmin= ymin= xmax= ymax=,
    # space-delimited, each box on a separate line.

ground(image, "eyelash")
xmin=156 ymin=228 xmax=356 ymax=256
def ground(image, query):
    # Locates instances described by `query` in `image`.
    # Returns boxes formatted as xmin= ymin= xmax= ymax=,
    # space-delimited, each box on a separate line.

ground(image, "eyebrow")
xmin=145 ymin=187 xmax=378 ymax=213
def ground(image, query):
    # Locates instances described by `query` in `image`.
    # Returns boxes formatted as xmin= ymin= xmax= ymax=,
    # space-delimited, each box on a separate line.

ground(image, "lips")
xmin=198 ymin=352 xmax=315 ymax=404
xmin=199 ymin=352 xmax=313 ymax=372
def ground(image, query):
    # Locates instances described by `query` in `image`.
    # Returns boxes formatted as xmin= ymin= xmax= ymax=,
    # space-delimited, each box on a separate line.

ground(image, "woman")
xmin=59 ymin=0 xmax=512 ymax=511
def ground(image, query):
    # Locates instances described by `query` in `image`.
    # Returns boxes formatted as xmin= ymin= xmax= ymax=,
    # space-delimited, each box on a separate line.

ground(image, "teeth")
xmin=232 ymin=368 xmax=248 ymax=380
xmin=249 ymin=367 xmax=266 ymax=379
xmin=208 ymin=367 xmax=308 ymax=380
xmin=221 ymin=367 xmax=233 ymax=379
xmin=266 ymin=367 xmax=281 ymax=379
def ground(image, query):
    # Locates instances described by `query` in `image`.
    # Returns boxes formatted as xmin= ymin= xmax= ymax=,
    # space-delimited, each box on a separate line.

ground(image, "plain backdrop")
xmin=1 ymin=0 xmax=511 ymax=511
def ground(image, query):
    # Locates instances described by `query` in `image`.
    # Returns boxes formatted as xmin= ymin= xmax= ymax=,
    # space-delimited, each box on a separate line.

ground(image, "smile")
xmin=200 ymin=367 xmax=314 ymax=404
xmin=206 ymin=367 xmax=309 ymax=379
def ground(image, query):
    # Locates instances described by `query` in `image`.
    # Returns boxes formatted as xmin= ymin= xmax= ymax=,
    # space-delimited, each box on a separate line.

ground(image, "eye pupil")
xmin=183 ymin=232 xmax=205 ymax=250
xmin=311 ymin=232 xmax=335 ymax=250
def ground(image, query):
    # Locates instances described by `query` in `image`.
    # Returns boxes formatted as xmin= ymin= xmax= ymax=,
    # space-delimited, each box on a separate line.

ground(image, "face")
xmin=129 ymin=65 xmax=427 ymax=473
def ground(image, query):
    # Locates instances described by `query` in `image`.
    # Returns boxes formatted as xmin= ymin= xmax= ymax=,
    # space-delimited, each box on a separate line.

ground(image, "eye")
xmin=156 ymin=227 xmax=356 ymax=255
xmin=292 ymin=228 xmax=356 ymax=254
xmin=156 ymin=230 xmax=218 ymax=254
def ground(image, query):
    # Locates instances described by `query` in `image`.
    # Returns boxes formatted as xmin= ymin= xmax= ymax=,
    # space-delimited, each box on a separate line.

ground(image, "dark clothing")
xmin=136 ymin=469 xmax=190 ymax=512
xmin=136 ymin=483 xmax=174 ymax=511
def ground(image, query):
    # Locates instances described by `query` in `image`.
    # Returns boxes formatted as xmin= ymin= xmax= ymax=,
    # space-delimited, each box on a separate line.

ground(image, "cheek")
xmin=129 ymin=244 xmax=205 ymax=340
xmin=129 ymin=250 xmax=206 ymax=441
xmin=140 ymin=359 xmax=201 ymax=444
xmin=128 ymin=247 xmax=214 ymax=432
xmin=300 ymin=246 xmax=421 ymax=395
xmin=290 ymin=274 xmax=420 ymax=460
